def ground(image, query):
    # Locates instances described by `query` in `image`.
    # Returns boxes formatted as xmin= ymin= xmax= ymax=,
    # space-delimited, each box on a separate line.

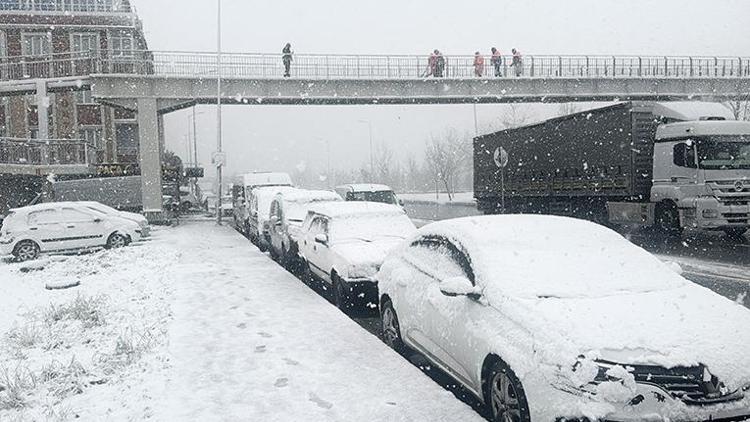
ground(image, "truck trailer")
xmin=474 ymin=102 xmax=750 ymax=238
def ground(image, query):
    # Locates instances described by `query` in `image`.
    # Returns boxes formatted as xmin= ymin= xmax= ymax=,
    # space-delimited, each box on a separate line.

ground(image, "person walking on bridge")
xmin=473 ymin=52 xmax=485 ymax=77
xmin=434 ymin=50 xmax=446 ymax=77
xmin=511 ymin=48 xmax=523 ymax=77
xmin=282 ymin=43 xmax=293 ymax=77
xmin=491 ymin=47 xmax=503 ymax=77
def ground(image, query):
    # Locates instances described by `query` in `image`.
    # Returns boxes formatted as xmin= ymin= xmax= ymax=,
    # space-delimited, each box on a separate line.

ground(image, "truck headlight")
xmin=702 ymin=209 xmax=719 ymax=219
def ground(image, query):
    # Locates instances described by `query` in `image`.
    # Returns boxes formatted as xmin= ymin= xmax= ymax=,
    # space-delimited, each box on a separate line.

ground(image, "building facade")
xmin=0 ymin=0 xmax=148 ymax=166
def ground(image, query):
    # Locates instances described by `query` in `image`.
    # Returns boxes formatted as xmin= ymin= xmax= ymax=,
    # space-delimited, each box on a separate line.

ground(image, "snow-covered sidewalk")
xmin=1 ymin=221 xmax=483 ymax=421
xmin=151 ymin=221 xmax=482 ymax=421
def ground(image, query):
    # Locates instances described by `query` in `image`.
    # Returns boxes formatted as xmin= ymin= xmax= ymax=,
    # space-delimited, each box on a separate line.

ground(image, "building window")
xmin=22 ymin=33 xmax=51 ymax=57
xmin=71 ymin=33 xmax=99 ymax=57
xmin=0 ymin=31 xmax=6 ymax=58
xmin=0 ymin=98 xmax=8 ymax=137
xmin=80 ymin=126 xmax=103 ymax=149
xmin=110 ymin=32 xmax=134 ymax=58
xmin=75 ymin=90 xmax=94 ymax=104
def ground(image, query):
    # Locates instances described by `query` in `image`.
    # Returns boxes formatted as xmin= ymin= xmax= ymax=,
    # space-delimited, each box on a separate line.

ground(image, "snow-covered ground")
xmin=0 ymin=222 xmax=483 ymax=421
xmin=399 ymin=191 xmax=475 ymax=205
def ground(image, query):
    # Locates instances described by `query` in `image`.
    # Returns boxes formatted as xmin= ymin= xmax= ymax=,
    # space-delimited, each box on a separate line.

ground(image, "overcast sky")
xmin=129 ymin=0 xmax=750 ymax=183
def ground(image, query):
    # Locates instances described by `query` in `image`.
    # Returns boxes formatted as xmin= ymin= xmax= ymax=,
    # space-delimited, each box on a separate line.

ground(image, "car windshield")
xmin=329 ymin=214 xmax=413 ymax=242
xmin=346 ymin=191 xmax=398 ymax=205
xmin=697 ymin=136 xmax=750 ymax=169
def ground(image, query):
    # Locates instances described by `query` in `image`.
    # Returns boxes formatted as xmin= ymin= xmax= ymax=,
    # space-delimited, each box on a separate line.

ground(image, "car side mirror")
xmin=440 ymin=276 xmax=481 ymax=300
xmin=314 ymin=234 xmax=328 ymax=245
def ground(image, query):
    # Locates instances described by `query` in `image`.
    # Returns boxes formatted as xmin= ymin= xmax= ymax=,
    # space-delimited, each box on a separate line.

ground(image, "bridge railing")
xmin=0 ymin=138 xmax=98 ymax=166
xmin=1 ymin=51 xmax=749 ymax=81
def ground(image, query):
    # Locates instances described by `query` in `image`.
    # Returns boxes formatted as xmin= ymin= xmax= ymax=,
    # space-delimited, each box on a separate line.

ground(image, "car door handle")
xmin=66 ymin=225 xmax=75 ymax=228
xmin=30 ymin=227 xmax=38 ymax=231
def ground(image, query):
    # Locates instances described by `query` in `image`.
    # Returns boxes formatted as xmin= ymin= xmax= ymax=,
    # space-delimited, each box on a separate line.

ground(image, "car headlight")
xmin=0 ymin=235 xmax=14 ymax=245
xmin=556 ymin=358 xmax=637 ymax=397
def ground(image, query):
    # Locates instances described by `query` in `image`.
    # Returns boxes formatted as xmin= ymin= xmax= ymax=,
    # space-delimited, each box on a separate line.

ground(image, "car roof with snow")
xmin=307 ymin=201 xmax=405 ymax=219
xmin=336 ymin=184 xmax=393 ymax=192
xmin=9 ymin=201 xmax=95 ymax=213
xmin=413 ymin=215 xmax=688 ymax=300
xmin=278 ymin=189 xmax=342 ymax=204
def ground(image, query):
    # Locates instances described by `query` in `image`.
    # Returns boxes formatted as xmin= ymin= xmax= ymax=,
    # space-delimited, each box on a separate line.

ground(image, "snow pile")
xmin=0 ymin=233 xmax=175 ymax=420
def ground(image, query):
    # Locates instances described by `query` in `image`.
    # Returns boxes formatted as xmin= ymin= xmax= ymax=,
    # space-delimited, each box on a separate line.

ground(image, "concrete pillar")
xmin=137 ymin=97 xmax=163 ymax=220
xmin=36 ymin=80 xmax=49 ymax=140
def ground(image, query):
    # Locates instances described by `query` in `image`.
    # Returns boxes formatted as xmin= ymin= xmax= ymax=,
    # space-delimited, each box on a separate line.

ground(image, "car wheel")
xmin=13 ymin=240 xmax=40 ymax=262
xmin=332 ymin=274 xmax=350 ymax=312
xmin=380 ymin=299 xmax=405 ymax=353
xmin=300 ymin=260 xmax=315 ymax=286
xmin=484 ymin=360 xmax=531 ymax=422
xmin=106 ymin=233 xmax=128 ymax=249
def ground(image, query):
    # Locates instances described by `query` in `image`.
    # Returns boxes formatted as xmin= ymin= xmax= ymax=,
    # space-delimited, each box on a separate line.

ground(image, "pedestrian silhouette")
xmin=511 ymin=48 xmax=523 ymax=77
xmin=491 ymin=47 xmax=503 ymax=77
xmin=282 ymin=43 xmax=293 ymax=77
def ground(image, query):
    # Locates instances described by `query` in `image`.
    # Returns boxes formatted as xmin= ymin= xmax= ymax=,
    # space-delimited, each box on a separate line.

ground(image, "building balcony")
xmin=0 ymin=137 xmax=99 ymax=175
xmin=0 ymin=0 xmax=133 ymax=14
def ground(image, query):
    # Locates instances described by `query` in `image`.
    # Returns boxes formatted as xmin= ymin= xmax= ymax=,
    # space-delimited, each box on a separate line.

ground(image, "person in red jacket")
xmin=473 ymin=52 xmax=485 ymax=77
xmin=511 ymin=48 xmax=523 ymax=77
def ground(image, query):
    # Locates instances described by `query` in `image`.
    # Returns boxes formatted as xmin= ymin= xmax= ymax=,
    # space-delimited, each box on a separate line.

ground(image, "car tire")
xmin=380 ymin=299 xmax=406 ymax=354
xmin=106 ymin=232 xmax=128 ymax=249
xmin=300 ymin=260 xmax=315 ymax=287
xmin=484 ymin=359 xmax=531 ymax=422
xmin=332 ymin=274 xmax=351 ymax=313
xmin=13 ymin=240 xmax=40 ymax=262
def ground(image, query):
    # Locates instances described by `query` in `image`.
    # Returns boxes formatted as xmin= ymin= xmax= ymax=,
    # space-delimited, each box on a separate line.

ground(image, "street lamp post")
xmin=216 ymin=0 xmax=223 ymax=225
xmin=357 ymin=120 xmax=374 ymax=183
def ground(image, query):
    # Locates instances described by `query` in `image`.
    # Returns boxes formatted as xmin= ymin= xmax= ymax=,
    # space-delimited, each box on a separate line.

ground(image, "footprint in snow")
xmin=236 ymin=323 xmax=247 ymax=329
xmin=229 ymin=305 xmax=239 ymax=310
xmin=274 ymin=377 xmax=289 ymax=388
xmin=308 ymin=393 xmax=333 ymax=409
xmin=257 ymin=331 xmax=273 ymax=338
xmin=283 ymin=358 xmax=299 ymax=366
xmin=255 ymin=345 xmax=267 ymax=353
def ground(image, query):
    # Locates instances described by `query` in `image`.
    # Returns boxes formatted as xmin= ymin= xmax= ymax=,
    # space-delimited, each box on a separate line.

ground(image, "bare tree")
xmin=373 ymin=141 xmax=396 ymax=187
xmin=558 ymin=102 xmax=582 ymax=116
xmin=482 ymin=104 xmax=533 ymax=134
xmin=424 ymin=129 xmax=470 ymax=200
xmin=725 ymin=101 xmax=750 ymax=121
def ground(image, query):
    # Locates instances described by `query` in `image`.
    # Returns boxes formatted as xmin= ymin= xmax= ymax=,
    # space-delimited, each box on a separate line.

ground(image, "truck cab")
xmin=233 ymin=172 xmax=293 ymax=235
xmin=651 ymin=120 xmax=750 ymax=237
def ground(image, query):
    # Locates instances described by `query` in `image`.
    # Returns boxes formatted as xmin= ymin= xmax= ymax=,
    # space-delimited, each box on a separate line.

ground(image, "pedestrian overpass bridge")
xmin=2 ymin=51 xmax=749 ymax=218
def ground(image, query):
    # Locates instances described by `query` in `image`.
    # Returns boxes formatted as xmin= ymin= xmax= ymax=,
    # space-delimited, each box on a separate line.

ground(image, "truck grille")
xmin=630 ymin=364 xmax=742 ymax=405
xmin=708 ymin=181 xmax=750 ymax=207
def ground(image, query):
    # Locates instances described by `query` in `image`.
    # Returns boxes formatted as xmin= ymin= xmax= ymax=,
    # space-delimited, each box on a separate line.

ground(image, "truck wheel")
xmin=655 ymin=202 xmax=682 ymax=237
xmin=13 ymin=240 xmax=40 ymax=262
xmin=723 ymin=228 xmax=747 ymax=240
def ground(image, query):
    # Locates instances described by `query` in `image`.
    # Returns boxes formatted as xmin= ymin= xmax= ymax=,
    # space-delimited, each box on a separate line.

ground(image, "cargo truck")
xmin=474 ymin=102 xmax=750 ymax=238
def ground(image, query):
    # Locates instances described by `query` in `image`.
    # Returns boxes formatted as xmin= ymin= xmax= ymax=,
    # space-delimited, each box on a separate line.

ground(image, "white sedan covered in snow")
xmin=377 ymin=215 xmax=750 ymax=422
xmin=0 ymin=202 xmax=142 ymax=261
xmin=299 ymin=201 xmax=416 ymax=312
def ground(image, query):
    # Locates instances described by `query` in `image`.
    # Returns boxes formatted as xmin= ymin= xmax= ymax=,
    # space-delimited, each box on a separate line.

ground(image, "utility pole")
xmin=216 ymin=0 xmax=223 ymax=225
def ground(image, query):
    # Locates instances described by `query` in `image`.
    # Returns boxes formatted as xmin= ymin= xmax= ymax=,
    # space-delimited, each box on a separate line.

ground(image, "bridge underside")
xmin=91 ymin=75 xmax=750 ymax=112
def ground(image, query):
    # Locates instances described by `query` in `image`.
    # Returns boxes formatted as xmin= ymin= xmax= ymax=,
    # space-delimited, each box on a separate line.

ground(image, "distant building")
xmin=0 ymin=0 xmax=149 ymax=167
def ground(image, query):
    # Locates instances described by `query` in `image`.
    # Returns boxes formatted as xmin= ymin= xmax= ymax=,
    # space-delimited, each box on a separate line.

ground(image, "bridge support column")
xmin=137 ymin=97 xmax=164 ymax=223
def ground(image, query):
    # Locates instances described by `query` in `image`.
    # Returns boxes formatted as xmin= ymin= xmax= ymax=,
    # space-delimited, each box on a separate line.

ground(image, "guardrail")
xmin=0 ymin=138 xmax=98 ymax=166
xmin=1 ymin=51 xmax=749 ymax=81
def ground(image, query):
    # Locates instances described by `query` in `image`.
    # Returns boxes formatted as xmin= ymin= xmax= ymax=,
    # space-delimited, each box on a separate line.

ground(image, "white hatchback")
xmin=0 ymin=202 xmax=142 ymax=261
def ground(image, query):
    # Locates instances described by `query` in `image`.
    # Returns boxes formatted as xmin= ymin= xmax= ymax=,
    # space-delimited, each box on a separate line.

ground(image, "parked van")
xmin=334 ymin=184 xmax=402 ymax=206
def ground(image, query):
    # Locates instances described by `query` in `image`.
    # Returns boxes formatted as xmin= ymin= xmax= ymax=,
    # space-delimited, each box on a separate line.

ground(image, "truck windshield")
xmin=697 ymin=136 xmax=750 ymax=170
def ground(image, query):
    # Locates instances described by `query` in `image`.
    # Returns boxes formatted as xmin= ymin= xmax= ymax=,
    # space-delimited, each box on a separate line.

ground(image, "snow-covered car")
xmin=299 ymin=202 xmax=416 ymax=311
xmin=0 ymin=202 xmax=142 ymax=261
xmin=77 ymin=201 xmax=150 ymax=238
xmin=377 ymin=215 xmax=750 ymax=422
xmin=246 ymin=186 xmax=298 ymax=251
xmin=335 ymin=184 xmax=402 ymax=206
xmin=268 ymin=189 xmax=342 ymax=267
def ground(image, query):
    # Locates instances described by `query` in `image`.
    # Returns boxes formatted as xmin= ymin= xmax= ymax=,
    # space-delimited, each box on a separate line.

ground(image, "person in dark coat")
xmin=511 ymin=48 xmax=523 ymax=77
xmin=282 ymin=43 xmax=293 ymax=77
xmin=491 ymin=47 xmax=503 ymax=77
xmin=434 ymin=50 xmax=446 ymax=77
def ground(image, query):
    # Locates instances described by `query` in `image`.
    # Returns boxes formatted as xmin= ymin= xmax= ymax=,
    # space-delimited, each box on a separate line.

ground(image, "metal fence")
xmin=1 ymin=51 xmax=749 ymax=81
xmin=0 ymin=138 xmax=97 ymax=166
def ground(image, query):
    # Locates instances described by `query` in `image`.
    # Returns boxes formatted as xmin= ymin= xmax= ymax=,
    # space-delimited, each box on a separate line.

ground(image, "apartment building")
xmin=0 ymin=0 xmax=149 ymax=166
